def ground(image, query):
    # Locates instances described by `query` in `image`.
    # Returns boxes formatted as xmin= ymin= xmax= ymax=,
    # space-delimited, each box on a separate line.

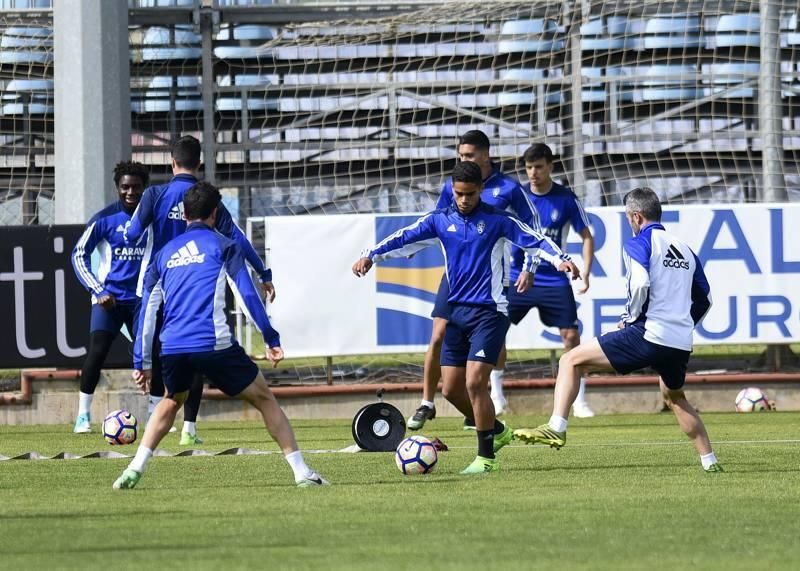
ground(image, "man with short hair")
xmin=408 ymin=130 xmax=540 ymax=429
xmin=514 ymin=187 xmax=723 ymax=473
xmin=71 ymin=161 xmax=154 ymax=433
xmin=113 ymin=182 xmax=328 ymax=489
xmin=125 ymin=135 xmax=274 ymax=444
xmin=355 ymin=161 xmax=579 ymax=474
xmin=499 ymin=143 xmax=596 ymax=418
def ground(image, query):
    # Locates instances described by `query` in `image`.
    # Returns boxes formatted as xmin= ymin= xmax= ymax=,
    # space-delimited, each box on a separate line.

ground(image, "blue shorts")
xmin=431 ymin=275 xmax=450 ymax=320
xmin=598 ymin=324 xmax=691 ymax=390
xmin=90 ymin=301 xmax=137 ymax=334
xmin=441 ymin=305 xmax=510 ymax=367
xmin=160 ymin=344 xmax=258 ymax=398
xmin=507 ymin=284 xmax=578 ymax=328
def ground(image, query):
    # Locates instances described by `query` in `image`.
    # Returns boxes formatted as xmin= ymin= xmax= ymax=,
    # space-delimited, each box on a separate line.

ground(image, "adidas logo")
xmin=447 ymin=224 xmax=457 ymax=232
xmin=167 ymin=202 xmax=184 ymax=221
xmin=166 ymin=240 xmax=205 ymax=268
xmin=663 ymin=244 xmax=690 ymax=270
xmin=474 ymin=349 xmax=486 ymax=358
xmin=115 ymin=223 xmax=126 ymax=233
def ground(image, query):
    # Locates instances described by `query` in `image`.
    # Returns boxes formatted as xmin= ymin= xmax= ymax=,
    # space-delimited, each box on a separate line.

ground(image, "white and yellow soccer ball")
xmin=734 ymin=388 xmax=771 ymax=412
xmin=395 ymin=435 xmax=438 ymax=475
xmin=103 ymin=410 xmax=138 ymax=445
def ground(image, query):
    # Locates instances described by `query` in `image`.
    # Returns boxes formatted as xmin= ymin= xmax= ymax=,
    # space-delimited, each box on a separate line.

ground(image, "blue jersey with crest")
xmin=72 ymin=200 xmax=147 ymax=303
xmin=511 ymin=181 xmax=591 ymax=286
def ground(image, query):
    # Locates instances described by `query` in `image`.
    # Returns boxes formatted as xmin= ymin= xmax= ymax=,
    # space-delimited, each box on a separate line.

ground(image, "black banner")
xmin=0 ymin=225 xmax=133 ymax=369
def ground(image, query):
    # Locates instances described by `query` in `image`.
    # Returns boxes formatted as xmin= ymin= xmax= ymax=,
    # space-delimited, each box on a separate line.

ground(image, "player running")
xmin=71 ymin=161 xmax=152 ymax=433
xmin=354 ymin=161 xmax=579 ymax=474
xmin=407 ymin=130 xmax=540 ymax=429
xmin=113 ymin=182 xmax=328 ymax=489
xmin=514 ymin=187 xmax=723 ymax=473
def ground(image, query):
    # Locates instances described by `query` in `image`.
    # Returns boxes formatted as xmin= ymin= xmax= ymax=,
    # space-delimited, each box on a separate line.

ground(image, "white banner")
xmin=263 ymin=204 xmax=800 ymax=358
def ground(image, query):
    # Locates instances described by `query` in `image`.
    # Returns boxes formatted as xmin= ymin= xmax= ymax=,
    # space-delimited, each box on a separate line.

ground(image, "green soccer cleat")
xmin=112 ymin=469 xmax=142 ymax=490
xmin=73 ymin=413 xmax=91 ymax=434
xmin=704 ymin=463 xmax=724 ymax=473
xmin=493 ymin=421 xmax=514 ymax=453
xmin=460 ymin=456 xmax=499 ymax=475
xmin=407 ymin=405 xmax=436 ymax=430
xmin=179 ymin=432 xmax=204 ymax=446
xmin=462 ymin=417 xmax=476 ymax=431
xmin=514 ymin=424 xmax=567 ymax=449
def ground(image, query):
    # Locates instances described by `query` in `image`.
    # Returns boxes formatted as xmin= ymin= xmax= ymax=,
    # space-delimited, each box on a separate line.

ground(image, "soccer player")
xmin=354 ymin=162 xmax=579 ymax=474
xmin=113 ymin=182 xmax=328 ymax=489
xmin=407 ymin=130 xmax=540 ymax=429
xmin=125 ymin=135 xmax=274 ymax=445
xmin=499 ymin=143 xmax=596 ymax=418
xmin=71 ymin=161 xmax=153 ymax=433
xmin=514 ymin=187 xmax=723 ymax=473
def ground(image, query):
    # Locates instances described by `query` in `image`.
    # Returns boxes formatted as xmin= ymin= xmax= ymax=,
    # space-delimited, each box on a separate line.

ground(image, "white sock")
xmin=78 ymin=392 xmax=93 ymax=416
xmin=420 ymin=399 xmax=435 ymax=409
xmin=700 ymin=452 xmax=718 ymax=470
xmin=548 ymin=415 xmax=569 ymax=433
xmin=574 ymin=377 xmax=588 ymax=406
xmin=285 ymin=450 xmax=313 ymax=481
xmin=128 ymin=446 xmax=153 ymax=473
xmin=182 ymin=421 xmax=196 ymax=436
xmin=490 ymin=370 xmax=505 ymax=400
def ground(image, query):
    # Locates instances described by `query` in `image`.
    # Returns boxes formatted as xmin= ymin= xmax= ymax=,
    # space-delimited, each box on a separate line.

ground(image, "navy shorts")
xmin=160 ymin=344 xmax=259 ymax=398
xmin=598 ymin=324 xmax=691 ymax=390
xmin=441 ymin=304 xmax=510 ymax=367
xmin=507 ymin=284 xmax=578 ymax=328
xmin=90 ymin=301 xmax=137 ymax=335
xmin=431 ymin=275 xmax=450 ymax=320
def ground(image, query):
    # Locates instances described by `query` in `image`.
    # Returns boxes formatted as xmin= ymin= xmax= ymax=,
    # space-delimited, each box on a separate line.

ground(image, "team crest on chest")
xmin=492 ymin=187 xmax=500 ymax=198
xmin=550 ymin=209 xmax=559 ymax=222
xmin=476 ymin=220 xmax=486 ymax=234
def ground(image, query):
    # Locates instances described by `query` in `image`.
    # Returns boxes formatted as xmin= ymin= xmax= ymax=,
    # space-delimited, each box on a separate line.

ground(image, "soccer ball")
xmin=395 ymin=435 xmax=438 ymax=475
xmin=734 ymin=388 xmax=771 ymax=412
xmin=103 ymin=410 xmax=138 ymax=445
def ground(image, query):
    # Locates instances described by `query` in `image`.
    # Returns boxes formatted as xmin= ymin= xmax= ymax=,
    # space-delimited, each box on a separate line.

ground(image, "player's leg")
xmin=489 ymin=345 xmax=508 ymax=416
xmin=180 ymin=374 xmax=205 ymax=445
xmin=561 ymin=327 xmax=594 ymax=418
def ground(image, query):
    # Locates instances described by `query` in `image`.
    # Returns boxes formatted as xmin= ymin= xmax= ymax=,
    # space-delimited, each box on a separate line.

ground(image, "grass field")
xmin=1 ymin=412 xmax=799 ymax=570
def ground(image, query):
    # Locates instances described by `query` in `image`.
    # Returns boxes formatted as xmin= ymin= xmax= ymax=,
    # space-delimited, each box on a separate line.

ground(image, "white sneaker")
xmin=296 ymin=472 xmax=330 ymax=487
xmin=492 ymin=396 xmax=508 ymax=416
xmin=573 ymin=402 xmax=595 ymax=418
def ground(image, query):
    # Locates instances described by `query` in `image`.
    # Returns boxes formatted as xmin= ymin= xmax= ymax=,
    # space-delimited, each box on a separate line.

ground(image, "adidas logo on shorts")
xmin=166 ymin=240 xmax=205 ymax=268
xmin=474 ymin=349 xmax=486 ymax=358
xmin=167 ymin=202 xmax=185 ymax=220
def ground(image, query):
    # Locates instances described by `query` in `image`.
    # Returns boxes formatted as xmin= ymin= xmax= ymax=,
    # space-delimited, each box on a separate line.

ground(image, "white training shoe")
xmin=572 ymin=402 xmax=595 ymax=418
xmin=492 ymin=396 xmax=508 ymax=416
xmin=296 ymin=472 xmax=331 ymax=488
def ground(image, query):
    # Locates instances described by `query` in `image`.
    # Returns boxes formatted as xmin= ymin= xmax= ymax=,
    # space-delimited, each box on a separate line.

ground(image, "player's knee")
xmin=661 ymin=387 xmax=686 ymax=407
xmin=561 ymin=329 xmax=579 ymax=349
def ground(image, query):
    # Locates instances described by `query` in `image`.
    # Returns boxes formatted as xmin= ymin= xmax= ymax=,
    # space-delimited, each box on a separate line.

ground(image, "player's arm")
xmin=619 ymin=241 xmax=650 ymax=326
xmin=503 ymin=215 xmax=579 ymax=280
xmin=569 ymin=197 xmax=594 ymax=294
xmin=690 ymin=251 xmax=712 ymax=325
xmin=353 ymin=212 xmax=439 ymax=276
xmin=223 ymin=240 xmax=283 ymax=367
xmin=133 ymin=260 xmax=164 ymax=384
xmin=71 ymin=220 xmax=114 ymax=307
xmin=124 ymin=187 xmax=155 ymax=245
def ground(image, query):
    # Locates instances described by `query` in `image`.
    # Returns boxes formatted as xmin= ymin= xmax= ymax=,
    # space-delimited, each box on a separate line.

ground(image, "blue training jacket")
xmin=133 ymin=223 xmax=280 ymax=369
xmin=362 ymin=203 xmax=569 ymax=315
xmin=72 ymin=200 xmax=147 ymax=303
xmin=124 ymin=173 xmax=271 ymax=296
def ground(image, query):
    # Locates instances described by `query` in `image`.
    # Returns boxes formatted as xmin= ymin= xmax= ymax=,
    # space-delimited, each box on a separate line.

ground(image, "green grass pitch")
xmin=1 ymin=412 xmax=799 ymax=570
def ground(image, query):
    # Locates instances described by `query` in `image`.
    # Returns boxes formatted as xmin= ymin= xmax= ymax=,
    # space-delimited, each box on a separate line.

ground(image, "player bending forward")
xmin=354 ymin=162 xmax=579 ymax=474
xmin=113 ymin=182 xmax=328 ymax=489
xmin=514 ymin=187 xmax=723 ymax=473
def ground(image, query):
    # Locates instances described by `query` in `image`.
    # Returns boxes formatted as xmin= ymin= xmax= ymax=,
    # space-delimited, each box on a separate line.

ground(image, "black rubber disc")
xmin=351 ymin=402 xmax=406 ymax=451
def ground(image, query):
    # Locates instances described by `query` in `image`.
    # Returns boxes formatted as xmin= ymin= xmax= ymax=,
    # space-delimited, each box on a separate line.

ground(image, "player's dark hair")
xmin=171 ymin=135 xmax=202 ymax=169
xmin=451 ymin=161 xmax=483 ymax=186
xmin=522 ymin=143 xmax=554 ymax=164
xmin=113 ymin=160 xmax=149 ymax=188
xmin=458 ymin=130 xmax=491 ymax=151
xmin=624 ymin=187 xmax=662 ymax=221
xmin=183 ymin=181 xmax=221 ymax=220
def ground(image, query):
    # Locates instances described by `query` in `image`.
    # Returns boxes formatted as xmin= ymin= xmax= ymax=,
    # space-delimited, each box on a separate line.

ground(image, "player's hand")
xmin=132 ymin=369 xmax=151 ymax=395
xmin=515 ymin=271 xmax=533 ymax=294
xmin=98 ymin=294 xmax=116 ymax=309
xmin=262 ymin=281 xmax=276 ymax=303
xmin=352 ymin=257 xmax=373 ymax=277
xmin=577 ymin=273 xmax=590 ymax=294
xmin=267 ymin=346 xmax=284 ymax=368
xmin=558 ymin=260 xmax=581 ymax=281
xmin=617 ymin=321 xmax=625 ymax=330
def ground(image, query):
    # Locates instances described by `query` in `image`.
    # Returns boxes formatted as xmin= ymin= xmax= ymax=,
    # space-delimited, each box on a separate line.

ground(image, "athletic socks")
xmin=549 ymin=415 xmax=569 ymax=433
xmin=477 ymin=430 xmax=495 ymax=459
xmin=420 ymin=399 xmax=435 ymax=409
xmin=575 ymin=377 xmax=588 ymax=406
xmin=128 ymin=446 xmax=153 ymax=473
xmin=78 ymin=391 xmax=93 ymax=416
xmin=490 ymin=369 xmax=505 ymax=399
xmin=700 ymin=452 xmax=719 ymax=470
xmin=182 ymin=421 xmax=196 ymax=436
xmin=285 ymin=450 xmax=314 ymax=481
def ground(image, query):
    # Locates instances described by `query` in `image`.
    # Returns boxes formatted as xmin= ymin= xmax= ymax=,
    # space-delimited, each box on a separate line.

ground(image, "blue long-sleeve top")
xmin=133 ymin=223 xmax=280 ymax=369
